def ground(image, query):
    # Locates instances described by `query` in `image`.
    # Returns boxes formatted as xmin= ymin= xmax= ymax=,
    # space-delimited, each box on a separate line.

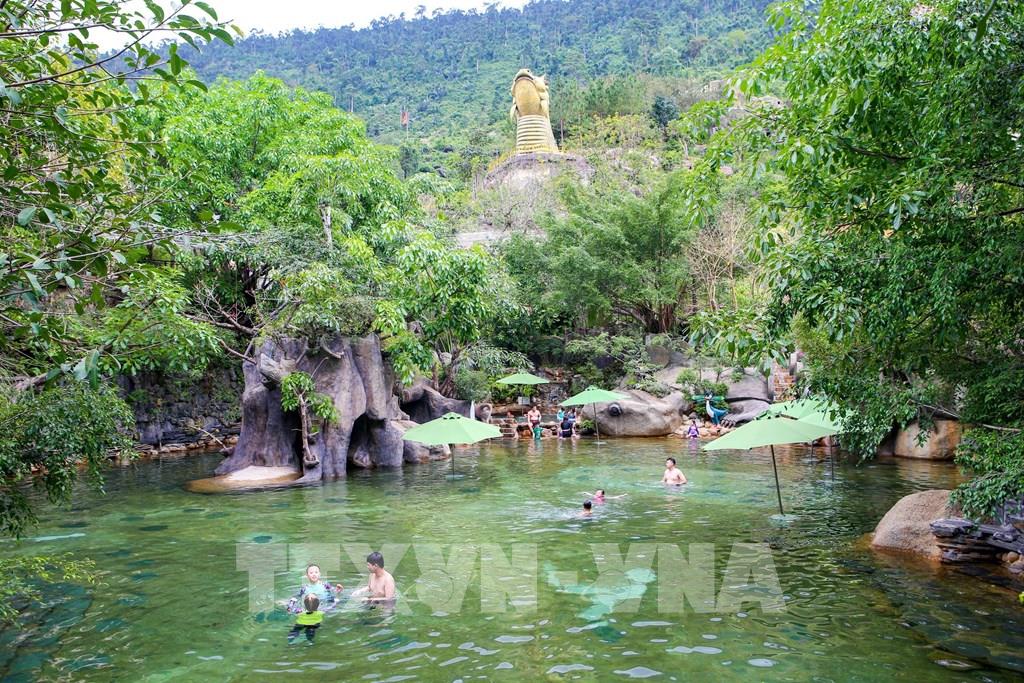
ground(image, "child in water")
xmin=686 ymin=419 xmax=700 ymax=439
xmin=288 ymin=593 xmax=323 ymax=644
xmin=287 ymin=563 xmax=340 ymax=613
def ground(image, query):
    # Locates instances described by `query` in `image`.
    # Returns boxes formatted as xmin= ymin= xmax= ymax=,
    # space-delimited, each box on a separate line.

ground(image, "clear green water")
xmin=2 ymin=439 xmax=1023 ymax=682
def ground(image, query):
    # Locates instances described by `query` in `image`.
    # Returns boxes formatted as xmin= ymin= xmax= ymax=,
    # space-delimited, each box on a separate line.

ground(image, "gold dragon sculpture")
xmin=510 ymin=68 xmax=559 ymax=154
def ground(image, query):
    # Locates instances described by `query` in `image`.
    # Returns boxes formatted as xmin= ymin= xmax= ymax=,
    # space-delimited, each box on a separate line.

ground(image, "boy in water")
xmin=579 ymin=500 xmax=593 ymax=517
xmin=662 ymin=457 xmax=688 ymax=485
xmin=288 ymin=593 xmax=323 ymax=644
xmin=351 ymin=551 xmax=396 ymax=601
xmin=287 ymin=563 xmax=340 ymax=613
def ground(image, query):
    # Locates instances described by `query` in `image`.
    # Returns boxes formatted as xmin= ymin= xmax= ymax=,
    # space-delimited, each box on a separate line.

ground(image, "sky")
xmin=200 ymin=0 xmax=530 ymax=35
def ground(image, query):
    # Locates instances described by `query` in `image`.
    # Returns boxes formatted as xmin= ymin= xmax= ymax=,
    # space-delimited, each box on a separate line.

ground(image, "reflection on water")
xmin=1 ymin=439 xmax=1022 ymax=681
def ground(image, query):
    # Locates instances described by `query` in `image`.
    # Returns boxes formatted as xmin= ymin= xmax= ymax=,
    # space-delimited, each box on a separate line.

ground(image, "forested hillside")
xmin=186 ymin=0 xmax=773 ymax=143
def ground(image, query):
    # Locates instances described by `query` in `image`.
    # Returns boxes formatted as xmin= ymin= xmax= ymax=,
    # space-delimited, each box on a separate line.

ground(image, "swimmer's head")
xmin=596 ymin=489 xmax=605 ymax=496
xmin=306 ymin=564 xmax=321 ymax=583
xmin=666 ymin=457 xmax=676 ymax=467
xmin=366 ymin=551 xmax=384 ymax=571
xmin=583 ymin=500 xmax=592 ymax=510
xmin=303 ymin=593 xmax=320 ymax=613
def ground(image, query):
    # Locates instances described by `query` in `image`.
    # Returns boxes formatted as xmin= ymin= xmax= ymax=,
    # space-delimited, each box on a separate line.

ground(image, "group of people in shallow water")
xmin=287 ymin=455 xmax=688 ymax=644
xmin=286 ymin=552 xmax=396 ymax=644
xmin=511 ymin=405 xmax=584 ymax=440
xmin=577 ymin=458 xmax=687 ymax=517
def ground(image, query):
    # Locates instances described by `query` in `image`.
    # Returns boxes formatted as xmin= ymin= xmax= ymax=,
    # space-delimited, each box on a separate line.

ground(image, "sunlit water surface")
xmin=2 ymin=438 xmax=1023 ymax=681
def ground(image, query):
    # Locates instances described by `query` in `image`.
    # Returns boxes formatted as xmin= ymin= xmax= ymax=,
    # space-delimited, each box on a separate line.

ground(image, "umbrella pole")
xmin=451 ymin=448 xmax=456 ymax=478
xmin=770 ymin=444 xmax=784 ymax=516
xmin=593 ymin=403 xmax=601 ymax=444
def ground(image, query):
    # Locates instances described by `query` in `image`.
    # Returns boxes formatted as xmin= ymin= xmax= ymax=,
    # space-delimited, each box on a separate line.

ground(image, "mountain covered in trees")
xmin=185 ymin=0 xmax=774 ymax=142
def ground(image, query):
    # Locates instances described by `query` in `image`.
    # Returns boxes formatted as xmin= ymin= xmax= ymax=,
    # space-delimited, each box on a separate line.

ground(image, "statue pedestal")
xmin=515 ymin=115 xmax=558 ymax=154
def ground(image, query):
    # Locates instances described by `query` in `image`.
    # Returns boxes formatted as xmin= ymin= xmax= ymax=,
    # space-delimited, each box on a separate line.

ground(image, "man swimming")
xmin=351 ymin=551 xmax=396 ymax=601
xmin=662 ymin=457 xmax=688 ymax=485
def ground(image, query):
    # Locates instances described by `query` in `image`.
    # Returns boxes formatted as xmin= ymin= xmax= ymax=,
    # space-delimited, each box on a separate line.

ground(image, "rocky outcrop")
xmin=394 ymin=420 xmax=451 ymax=463
xmin=216 ymin=334 xmax=409 ymax=482
xmin=400 ymin=380 xmax=469 ymax=423
xmin=653 ymin=365 xmax=771 ymax=426
xmin=878 ymin=420 xmax=961 ymax=460
xmin=594 ymin=390 xmax=689 ymax=437
xmin=482 ymin=151 xmax=593 ymax=193
xmin=871 ymin=489 xmax=953 ymax=559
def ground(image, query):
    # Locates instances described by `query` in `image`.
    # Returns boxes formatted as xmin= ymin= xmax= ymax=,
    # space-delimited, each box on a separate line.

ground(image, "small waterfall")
xmin=469 ymin=400 xmax=476 ymax=421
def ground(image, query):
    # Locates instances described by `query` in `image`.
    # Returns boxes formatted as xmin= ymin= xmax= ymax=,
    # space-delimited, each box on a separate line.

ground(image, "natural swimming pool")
xmin=2 ymin=439 xmax=1022 ymax=681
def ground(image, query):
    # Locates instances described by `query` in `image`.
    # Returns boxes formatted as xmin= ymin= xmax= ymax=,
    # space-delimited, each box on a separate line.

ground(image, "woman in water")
xmin=580 ymin=489 xmax=627 ymax=504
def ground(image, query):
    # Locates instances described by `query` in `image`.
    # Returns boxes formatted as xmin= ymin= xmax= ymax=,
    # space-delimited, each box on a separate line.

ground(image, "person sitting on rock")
xmin=686 ymin=419 xmax=701 ymax=439
xmin=287 ymin=563 xmax=339 ymax=613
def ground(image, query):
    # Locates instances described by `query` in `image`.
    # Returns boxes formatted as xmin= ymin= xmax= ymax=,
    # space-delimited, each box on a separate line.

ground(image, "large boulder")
xmin=722 ymin=370 xmax=771 ymax=425
xmin=878 ymin=420 xmax=961 ymax=460
xmin=594 ymin=390 xmax=688 ymax=437
xmin=400 ymin=380 xmax=469 ymax=423
xmin=871 ymin=489 xmax=953 ymax=559
xmin=394 ymin=420 xmax=451 ymax=464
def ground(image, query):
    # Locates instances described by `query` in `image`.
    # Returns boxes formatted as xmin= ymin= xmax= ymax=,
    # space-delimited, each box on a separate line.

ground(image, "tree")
xmin=516 ymin=171 xmax=698 ymax=334
xmin=384 ymin=234 xmax=500 ymax=394
xmin=0 ymin=0 xmax=233 ymax=619
xmin=722 ymin=0 xmax=1024 ymax=516
xmin=650 ymin=95 xmax=680 ymax=130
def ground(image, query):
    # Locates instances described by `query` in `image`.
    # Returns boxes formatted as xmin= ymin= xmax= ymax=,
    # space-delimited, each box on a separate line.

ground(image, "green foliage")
xmin=280 ymin=372 xmax=337 ymax=424
xmin=508 ymin=171 xmax=698 ymax=334
xmin=386 ymin=234 xmax=502 ymax=392
xmin=675 ymin=368 xmax=699 ymax=387
xmin=452 ymin=369 xmax=491 ymax=402
xmin=0 ymin=0 xmax=230 ymax=389
xmin=693 ymin=0 xmax=1024 ymax=508
xmin=0 ymin=554 xmax=97 ymax=622
xmin=951 ymin=430 xmax=1024 ymax=519
xmin=650 ymin=95 xmax=681 ymax=130
xmin=0 ymin=383 xmax=133 ymax=537
xmin=184 ymin=0 xmax=774 ymax=143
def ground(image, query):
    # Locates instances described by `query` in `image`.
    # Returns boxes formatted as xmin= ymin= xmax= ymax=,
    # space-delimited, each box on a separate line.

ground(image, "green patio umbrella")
xmin=704 ymin=416 xmax=837 ymax=515
xmin=402 ymin=412 xmax=502 ymax=478
xmin=764 ymin=397 xmax=847 ymax=430
xmin=495 ymin=372 xmax=549 ymax=385
xmin=561 ymin=386 xmax=628 ymax=443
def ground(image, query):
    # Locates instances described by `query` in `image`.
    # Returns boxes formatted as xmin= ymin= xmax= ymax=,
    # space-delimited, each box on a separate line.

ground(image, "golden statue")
xmin=510 ymin=68 xmax=559 ymax=154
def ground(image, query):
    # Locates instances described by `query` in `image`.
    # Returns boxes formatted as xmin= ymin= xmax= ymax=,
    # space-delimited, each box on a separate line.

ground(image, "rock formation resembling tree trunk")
xmin=216 ymin=334 xmax=458 ymax=482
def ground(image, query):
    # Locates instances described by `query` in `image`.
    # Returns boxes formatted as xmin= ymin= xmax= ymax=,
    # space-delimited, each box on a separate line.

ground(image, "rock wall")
xmin=120 ymin=365 xmax=243 ymax=447
xmin=216 ymin=334 xmax=414 ymax=482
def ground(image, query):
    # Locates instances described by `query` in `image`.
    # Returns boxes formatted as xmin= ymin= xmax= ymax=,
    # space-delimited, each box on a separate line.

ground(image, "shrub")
xmin=452 ymin=369 xmax=491 ymax=402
